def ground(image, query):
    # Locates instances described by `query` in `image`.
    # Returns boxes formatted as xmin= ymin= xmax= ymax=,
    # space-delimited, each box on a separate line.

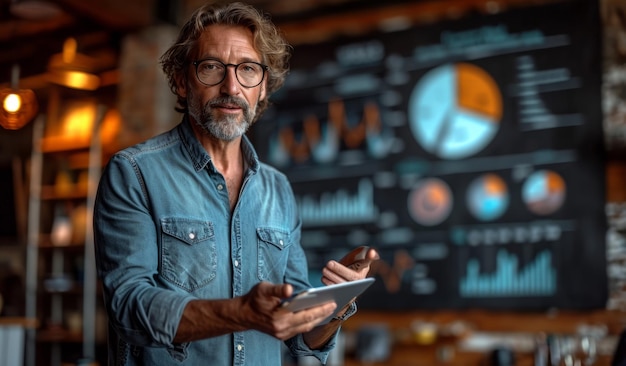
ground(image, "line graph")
xmin=269 ymin=99 xmax=394 ymax=166
xmin=368 ymin=249 xmax=416 ymax=293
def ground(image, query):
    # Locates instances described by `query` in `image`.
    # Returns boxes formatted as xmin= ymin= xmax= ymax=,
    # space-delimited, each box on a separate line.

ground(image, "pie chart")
xmin=522 ymin=170 xmax=566 ymax=215
xmin=466 ymin=173 xmax=509 ymax=221
xmin=408 ymin=63 xmax=502 ymax=160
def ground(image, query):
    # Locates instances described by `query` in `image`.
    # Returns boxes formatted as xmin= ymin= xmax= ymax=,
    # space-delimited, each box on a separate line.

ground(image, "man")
xmin=93 ymin=2 xmax=379 ymax=365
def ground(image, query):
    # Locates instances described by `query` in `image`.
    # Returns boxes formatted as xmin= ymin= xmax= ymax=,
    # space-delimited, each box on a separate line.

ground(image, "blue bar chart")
xmin=460 ymin=250 xmax=556 ymax=297
xmin=296 ymin=179 xmax=379 ymax=227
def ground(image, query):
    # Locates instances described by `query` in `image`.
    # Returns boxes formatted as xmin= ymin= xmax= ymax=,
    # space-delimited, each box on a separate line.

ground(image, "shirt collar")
xmin=178 ymin=115 xmax=260 ymax=174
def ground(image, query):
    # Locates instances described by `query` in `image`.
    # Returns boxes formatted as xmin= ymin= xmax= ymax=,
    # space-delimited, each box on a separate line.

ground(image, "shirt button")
xmin=188 ymin=232 xmax=195 ymax=240
xmin=279 ymin=239 xmax=283 ymax=246
xmin=217 ymin=184 xmax=224 ymax=190
xmin=237 ymin=344 xmax=243 ymax=351
xmin=234 ymin=260 xmax=239 ymax=267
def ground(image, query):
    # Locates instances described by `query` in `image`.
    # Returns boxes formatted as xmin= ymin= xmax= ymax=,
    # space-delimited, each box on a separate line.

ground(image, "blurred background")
xmin=0 ymin=0 xmax=625 ymax=365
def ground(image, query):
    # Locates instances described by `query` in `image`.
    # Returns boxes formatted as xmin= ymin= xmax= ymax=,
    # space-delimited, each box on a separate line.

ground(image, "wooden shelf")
xmin=40 ymin=185 xmax=88 ymax=201
xmin=66 ymin=151 xmax=92 ymax=169
xmin=24 ymin=85 xmax=109 ymax=366
xmin=37 ymin=235 xmax=84 ymax=249
xmin=39 ymin=136 xmax=91 ymax=154
xmin=0 ymin=317 xmax=38 ymax=328
xmin=37 ymin=328 xmax=83 ymax=343
xmin=41 ymin=285 xmax=83 ymax=295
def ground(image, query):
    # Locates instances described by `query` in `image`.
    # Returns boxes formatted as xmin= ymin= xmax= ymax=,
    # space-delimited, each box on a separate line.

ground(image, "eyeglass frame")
xmin=191 ymin=58 xmax=269 ymax=88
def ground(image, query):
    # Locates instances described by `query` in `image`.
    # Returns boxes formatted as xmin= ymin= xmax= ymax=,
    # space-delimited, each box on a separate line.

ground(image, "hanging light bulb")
xmin=3 ymin=93 xmax=22 ymax=113
xmin=0 ymin=64 xmax=38 ymax=130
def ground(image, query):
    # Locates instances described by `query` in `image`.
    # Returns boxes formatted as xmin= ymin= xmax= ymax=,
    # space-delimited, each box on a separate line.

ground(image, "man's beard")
xmin=188 ymin=90 xmax=256 ymax=141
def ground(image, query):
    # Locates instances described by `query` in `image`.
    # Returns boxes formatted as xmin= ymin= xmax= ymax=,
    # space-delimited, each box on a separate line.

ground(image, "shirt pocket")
xmin=256 ymin=227 xmax=291 ymax=283
xmin=160 ymin=217 xmax=217 ymax=292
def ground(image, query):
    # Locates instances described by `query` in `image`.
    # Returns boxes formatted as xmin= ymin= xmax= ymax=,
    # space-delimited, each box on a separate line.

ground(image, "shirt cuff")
xmin=285 ymin=330 xmax=337 ymax=364
xmin=332 ymin=301 xmax=357 ymax=322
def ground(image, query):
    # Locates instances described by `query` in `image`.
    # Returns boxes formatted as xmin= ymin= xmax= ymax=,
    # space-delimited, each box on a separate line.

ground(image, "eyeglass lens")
xmin=195 ymin=60 xmax=265 ymax=87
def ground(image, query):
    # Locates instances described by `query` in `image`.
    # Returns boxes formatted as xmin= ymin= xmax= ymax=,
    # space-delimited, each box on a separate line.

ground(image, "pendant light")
xmin=47 ymin=38 xmax=101 ymax=91
xmin=0 ymin=64 xmax=38 ymax=130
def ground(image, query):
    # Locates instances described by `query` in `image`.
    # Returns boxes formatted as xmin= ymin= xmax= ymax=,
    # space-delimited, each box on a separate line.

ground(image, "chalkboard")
xmin=253 ymin=0 xmax=607 ymax=310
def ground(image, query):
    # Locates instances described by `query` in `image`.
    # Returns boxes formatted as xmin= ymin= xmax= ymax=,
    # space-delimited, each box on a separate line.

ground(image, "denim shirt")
xmin=93 ymin=117 xmax=337 ymax=365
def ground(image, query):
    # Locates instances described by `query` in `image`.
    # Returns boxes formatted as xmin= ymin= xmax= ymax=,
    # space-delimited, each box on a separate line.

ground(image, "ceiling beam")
xmin=52 ymin=0 xmax=155 ymax=30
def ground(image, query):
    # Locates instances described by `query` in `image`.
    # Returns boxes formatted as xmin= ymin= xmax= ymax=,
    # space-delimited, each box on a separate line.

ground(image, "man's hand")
xmin=321 ymin=246 xmax=379 ymax=285
xmin=301 ymin=246 xmax=380 ymax=350
xmin=239 ymin=282 xmax=337 ymax=340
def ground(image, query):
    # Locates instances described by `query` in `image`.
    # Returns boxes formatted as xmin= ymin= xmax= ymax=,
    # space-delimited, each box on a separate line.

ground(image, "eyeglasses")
xmin=192 ymin=58 xmax=268 ymax=88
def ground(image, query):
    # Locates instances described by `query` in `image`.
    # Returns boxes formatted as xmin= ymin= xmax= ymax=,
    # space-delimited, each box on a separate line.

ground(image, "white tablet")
xmin=281 ymin=277 xmax=375 ymax=324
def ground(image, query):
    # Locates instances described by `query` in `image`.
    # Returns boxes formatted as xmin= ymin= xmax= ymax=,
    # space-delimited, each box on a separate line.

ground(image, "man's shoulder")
xmin=115 ymin=125 xmax=182 ymax=160
xmin=257 ymin=161 xmax=288 ymax=180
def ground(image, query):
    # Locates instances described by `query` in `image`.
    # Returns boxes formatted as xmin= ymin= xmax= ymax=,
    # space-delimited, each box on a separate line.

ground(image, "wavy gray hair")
xmin=160 ymin=1 xmax=291 ymax=120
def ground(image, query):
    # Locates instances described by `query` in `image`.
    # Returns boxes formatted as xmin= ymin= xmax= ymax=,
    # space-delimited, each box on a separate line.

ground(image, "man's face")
xmin=179 ymin=24 xmax=266 ymax=141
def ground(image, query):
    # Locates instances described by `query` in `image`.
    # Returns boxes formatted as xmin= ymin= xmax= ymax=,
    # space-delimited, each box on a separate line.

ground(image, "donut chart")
xmin=408 ymin=63 xmax=503 ymax=160
xmin=408 ymin=178 xmax=453 ymax=226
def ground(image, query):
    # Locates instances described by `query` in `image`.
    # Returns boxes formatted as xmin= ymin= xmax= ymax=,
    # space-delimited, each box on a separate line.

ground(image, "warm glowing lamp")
xmin=47 ymin=38 xmax=101 ymax=91
xmin=3 ymin=93 xmax=22 ymax=112
xmin=0 ymin=65 xmax=38 ymax=130
xmin=48 ymin=69 xmax=100 ymax=91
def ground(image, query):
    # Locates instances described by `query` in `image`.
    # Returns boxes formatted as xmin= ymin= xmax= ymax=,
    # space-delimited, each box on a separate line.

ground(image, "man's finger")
xmin=294 ymin=302 xmax=336 ymax=324
xmin=259 ymin=282 xmax=293 ymax=298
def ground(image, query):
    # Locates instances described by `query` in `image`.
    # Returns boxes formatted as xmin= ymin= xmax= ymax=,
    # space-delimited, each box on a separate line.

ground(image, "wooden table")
xmin=338 ymin=309 xmax=625 ymax=366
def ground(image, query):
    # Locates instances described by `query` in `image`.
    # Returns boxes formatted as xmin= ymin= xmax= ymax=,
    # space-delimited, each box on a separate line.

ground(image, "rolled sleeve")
xmin=94 ymin=153 xmax=194 ymax=348
xmin=285 ymin=332 xmax=337 ymax=365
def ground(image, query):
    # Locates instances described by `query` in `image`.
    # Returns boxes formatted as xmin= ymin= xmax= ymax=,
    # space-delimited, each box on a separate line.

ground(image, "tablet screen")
xmin=281 ymin=277 xmax=375 ymax=324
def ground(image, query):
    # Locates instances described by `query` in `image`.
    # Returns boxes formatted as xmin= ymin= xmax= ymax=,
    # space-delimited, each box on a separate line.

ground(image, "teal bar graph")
xmin=460 ymin=250 xmax=556 ymax=297
xmin=296 ymin=179 xmax=379 ymax=226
